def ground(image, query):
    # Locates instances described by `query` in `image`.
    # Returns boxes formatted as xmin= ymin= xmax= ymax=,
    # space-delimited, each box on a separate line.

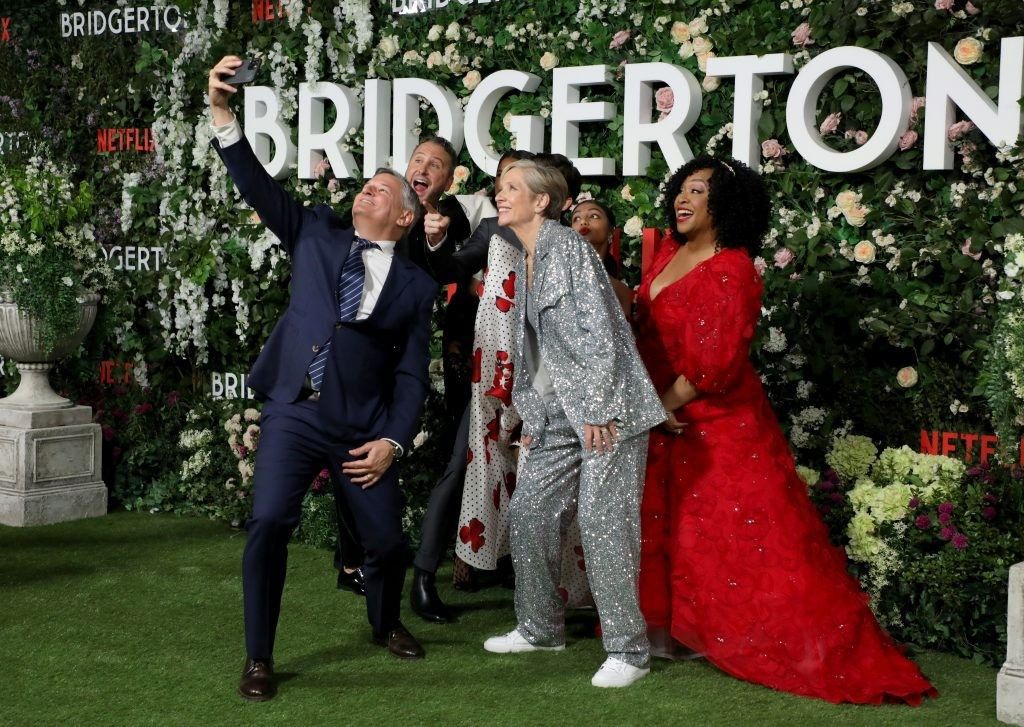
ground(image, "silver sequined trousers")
xmin=510 ymin=398 xmax=650 ymax=667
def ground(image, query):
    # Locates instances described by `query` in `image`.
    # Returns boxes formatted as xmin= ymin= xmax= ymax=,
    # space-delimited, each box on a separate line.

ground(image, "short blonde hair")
xmin=504 ymin=160 xmax=568 ymax=220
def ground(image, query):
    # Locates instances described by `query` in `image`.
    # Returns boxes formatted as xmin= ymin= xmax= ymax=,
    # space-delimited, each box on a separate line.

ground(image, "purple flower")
xmin=937 ymin=502 xmax=954 ymax=515
xmin=914 ymin=514 xmax=931 ymax=529
xmin=951 ymin=533 xmax=968 ymax=550
xmin=982 ymin=506 xmax=998 ymax=521
xmin=908 ymin=497 xmax=921 ymax=509
xmin=818 ymin=479 xmax=835 ymax=492
xmin=966 ymin=465 xmax=985 ymax=477
xmin=938 ymin=511 xmax=952 ymax=525
xmin=829 ymin=492 xmax=845 ymax=505
xmin=824 ymin=468 xmax=840 ymax=484
xmin=938 ymin=526 xmax=955 ymax=541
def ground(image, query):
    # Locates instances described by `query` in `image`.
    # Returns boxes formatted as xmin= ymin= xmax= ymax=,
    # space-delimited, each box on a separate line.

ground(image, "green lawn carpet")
xmin=0 ymin=512 xmax=1002 ymax=726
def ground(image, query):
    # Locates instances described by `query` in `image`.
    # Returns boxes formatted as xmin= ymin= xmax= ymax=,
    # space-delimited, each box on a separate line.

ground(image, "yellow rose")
xmin=670 ymin=21 xmax=691 ymax=43
xmin=853 ymin=240 xmax=876 ymax=263
xmin=842 ymin=205 xmax=869 ymax=227
xmin=835 ymin=189 xmax=861 ymax=211
xmin=953 ymin=37 xmax=984 ymax=65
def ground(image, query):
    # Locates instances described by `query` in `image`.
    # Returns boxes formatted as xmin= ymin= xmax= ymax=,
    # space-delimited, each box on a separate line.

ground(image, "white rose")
xmin=678 ymin=41 xmax=695 ymax=60
xmin=378 ymin=35 xmax=399 ymax=60
xmin=623 ymin=216 xmax=644 ymax=238
xmin=853 ymin=240 xmax=876 ymax=263
xmin=688 ymin=17 xmax=709 ymax=36
xmin=621 ymin=184 xmax=634 ymax=202
xmin=463 ymin=70 xmax=482 ymax=91
xmin=697 ymin=51 xmax=715 ymax=73
xmin=403 ymin=50 xmax=421 ymax=64
xmin=670 ymin=21 xmax=691 ymax=43
xmin=453 ymin=165 xmax=470 ymax=183
xmin=953 ymin=37 xmax=983 ymax=65
xmin=540 ymin=52 xmax=559 ymax=71
xmin=502 ymin=112 xmax=513 ymax=130
xmin=427 ymin=24 xmax=443 ymax=41
xmin=445 ymin=21 xmax=460 ymax=40
xmin=426 ymin=51 xmax=443 ymax=68
xmin=692 ymin=36 xmax=714 ymax=55
xmin=702 ymin=75 xmax=720 ymax=92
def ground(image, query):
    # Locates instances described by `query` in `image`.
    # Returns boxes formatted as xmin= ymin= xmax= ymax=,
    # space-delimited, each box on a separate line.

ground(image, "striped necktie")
xmin=307 ymin=237 xmax=381 ymax=392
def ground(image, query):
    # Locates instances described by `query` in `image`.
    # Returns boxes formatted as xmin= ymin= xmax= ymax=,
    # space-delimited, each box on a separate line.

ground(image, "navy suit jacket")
xmin=213 ymin=138 xmax=436 ymax=452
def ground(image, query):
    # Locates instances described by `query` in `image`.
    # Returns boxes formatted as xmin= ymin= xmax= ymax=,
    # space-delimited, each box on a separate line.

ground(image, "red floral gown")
xmin=635 ymin=243 xmax=937 ymax=705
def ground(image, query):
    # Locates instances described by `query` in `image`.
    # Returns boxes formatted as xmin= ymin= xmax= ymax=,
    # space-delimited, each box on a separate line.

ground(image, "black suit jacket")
xmin=427 ymin=215 xmax=522 ymax=285
xmin=213 ymin=137 xmax=436 ymax=452
xmin=398 ymin=195 xmax=471 ymax=282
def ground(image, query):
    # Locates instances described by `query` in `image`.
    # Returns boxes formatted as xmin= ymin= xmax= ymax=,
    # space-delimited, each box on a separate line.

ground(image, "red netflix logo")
xmin=252 ymin=1 xmax=306 ymax=22
xmin=99 ymin=360 xmax=134 ymax=386
xmin=1 ymin=17 xmax=11 ymax=43
xmin=919 ymin=429 xmax=1024 ymax=466
xmin=96 ymin=128 xmax=154 ymax=153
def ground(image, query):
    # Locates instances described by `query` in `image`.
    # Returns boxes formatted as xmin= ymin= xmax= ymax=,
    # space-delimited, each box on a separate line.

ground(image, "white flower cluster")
xmin=179 ymin=428 xmax=214 ymax=450
xmin=180 ymin=449 xmax=211 ymax=480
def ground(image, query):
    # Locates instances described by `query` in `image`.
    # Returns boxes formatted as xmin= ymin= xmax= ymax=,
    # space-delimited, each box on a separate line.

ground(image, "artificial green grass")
xmin=0 ymin=512 xmax=1002 ymax=726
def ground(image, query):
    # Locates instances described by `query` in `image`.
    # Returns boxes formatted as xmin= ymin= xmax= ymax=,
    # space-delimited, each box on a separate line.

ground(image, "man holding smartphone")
xmin=207 ymin=56 xmax=435 ymax=701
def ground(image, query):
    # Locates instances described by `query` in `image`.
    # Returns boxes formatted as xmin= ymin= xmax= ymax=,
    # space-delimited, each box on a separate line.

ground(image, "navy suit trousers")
xmin=243 ymin=399 xmax=408 ymax=659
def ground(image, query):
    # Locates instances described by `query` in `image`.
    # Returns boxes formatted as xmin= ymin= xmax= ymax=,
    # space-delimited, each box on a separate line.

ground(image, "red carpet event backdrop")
xmin=0 ymin=0 xmax=1022 ymax=664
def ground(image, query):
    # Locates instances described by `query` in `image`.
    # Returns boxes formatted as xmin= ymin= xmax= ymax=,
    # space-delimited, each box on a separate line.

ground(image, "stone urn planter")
xmin=0 ymin=292 xmax=107 ymax=526
xmin=0 ymin=292 xmax=100 ymax=409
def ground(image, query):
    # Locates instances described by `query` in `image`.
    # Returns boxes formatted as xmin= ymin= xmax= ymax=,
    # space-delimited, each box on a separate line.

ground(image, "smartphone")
xmin=226 ymin=59 xmax=261 ymax=86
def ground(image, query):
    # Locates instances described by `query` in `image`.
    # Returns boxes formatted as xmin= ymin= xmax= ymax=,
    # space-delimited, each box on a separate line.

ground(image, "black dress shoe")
xmin=372 ymin=622 xmax=426 ymax=660
xmin=337 ymin=567 xmax=366 ymax=596
xmin=411 ymin=567 xmax=455 ymax=623
xmin=238 ymin=658 xmax=277 ymax=702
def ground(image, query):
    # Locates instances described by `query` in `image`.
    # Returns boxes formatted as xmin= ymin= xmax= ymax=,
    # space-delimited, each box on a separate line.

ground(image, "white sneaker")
xmin=591 ymin=657 xmax=650 ymax=688
xmin=483 ymin=629 xmax=565 ymax=654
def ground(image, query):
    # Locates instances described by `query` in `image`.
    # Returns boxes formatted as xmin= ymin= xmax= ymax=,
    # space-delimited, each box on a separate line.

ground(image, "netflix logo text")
xmin=919 ymin=429 xmax=1024 ymax=466
xmin=212 ymin=372 xmax=255 ymax=400
xmin=97 ymin=128 xmax=154 ymax=153
xmin=0 ymin=131 xmax=29 ymax=155
xmin=61 ymin=6 xmax=183 ymax=37
xmin=102 ymin=246 xmax=166 ymax=272
xmin=252 ymin=1 xmax=307 ymax=22
xmin=99 ymin=360 xmax=135 ymax=386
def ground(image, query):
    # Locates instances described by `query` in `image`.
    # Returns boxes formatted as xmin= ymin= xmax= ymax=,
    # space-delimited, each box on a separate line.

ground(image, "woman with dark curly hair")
xmin=634 ymin=155 xmax=937 ymax=705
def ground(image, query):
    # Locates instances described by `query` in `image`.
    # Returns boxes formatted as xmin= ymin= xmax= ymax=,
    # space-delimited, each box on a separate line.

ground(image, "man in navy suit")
xmin=208 ymin=56 xmax=436 ymax=702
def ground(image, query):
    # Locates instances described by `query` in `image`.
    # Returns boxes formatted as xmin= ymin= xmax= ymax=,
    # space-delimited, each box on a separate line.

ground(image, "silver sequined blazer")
xmin=511 ymin=219 xmax=665 ymax=443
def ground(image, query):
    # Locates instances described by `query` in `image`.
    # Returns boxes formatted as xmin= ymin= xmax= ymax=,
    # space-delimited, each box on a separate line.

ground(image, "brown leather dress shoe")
xmin=372 ymin=622 xmax=425 ymax=660
xmin=238 ymin=658 xmax=277 ymax=701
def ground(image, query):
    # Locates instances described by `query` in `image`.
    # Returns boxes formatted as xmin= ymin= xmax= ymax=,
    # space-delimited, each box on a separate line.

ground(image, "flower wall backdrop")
xmin=0 ymin=0 xmax=1021 ymax=662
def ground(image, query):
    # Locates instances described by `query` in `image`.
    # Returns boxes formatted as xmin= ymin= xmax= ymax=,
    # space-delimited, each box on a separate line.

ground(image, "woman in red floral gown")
xmin=634 ymin=155 xmax=937 ymax=705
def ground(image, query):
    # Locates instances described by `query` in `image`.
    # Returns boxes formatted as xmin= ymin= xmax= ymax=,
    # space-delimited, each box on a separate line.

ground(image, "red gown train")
xmin=635 ymin=244 xmax=937 ymax=705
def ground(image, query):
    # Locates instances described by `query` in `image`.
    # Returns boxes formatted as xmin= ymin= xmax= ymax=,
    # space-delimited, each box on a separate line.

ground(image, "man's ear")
xmin=396 ymin=209 xmax=416 ymax=229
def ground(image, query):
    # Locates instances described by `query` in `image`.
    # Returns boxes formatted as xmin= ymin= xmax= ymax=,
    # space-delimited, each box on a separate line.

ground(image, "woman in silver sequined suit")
xmin=481 ymin=160 xmax=666 ymax=688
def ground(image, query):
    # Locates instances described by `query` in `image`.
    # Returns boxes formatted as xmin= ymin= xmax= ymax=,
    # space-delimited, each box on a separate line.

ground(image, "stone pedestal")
xmin=0 ymin=404 xmax=107 ymax=527
xmin=999 ymin=562 xmax=1024 ymax=725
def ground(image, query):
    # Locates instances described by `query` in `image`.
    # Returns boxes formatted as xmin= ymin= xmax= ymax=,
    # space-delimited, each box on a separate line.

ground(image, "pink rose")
xmin=819 ymin=112 xmax=841 ymax=136
xmin=609 ymin=29 xmax=631 ymax=50
xmin=753 ymin=256 xmax=767 ymax=275
xmin=791 ymin=22 xmax=813 ymax=48
xmin=965 ymin=1 xmax=980 ymax=14
xmin=774 ymin=248 xmax=795 ymax=269
xmin=898 ymin=130 xmax=918 ymax=150
xmin=854 ymin=130 xmax=869 ymax=146
xmin=909 ymin=96 xmax=926 ymax=124
xmin=655 ymin=87 xmax=675 ymax=115
xmin=961 ymin=238 xmax=982 ymax=260
xmin=327 ymin=178 xmax=340 ymax=192
xmin=934 ymin=0 xmax=953 ymax=9
xmin=947 ymin=120 xmax=975 ymax=140
xmin=761 ymin=138 xmax=784 ymax=159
